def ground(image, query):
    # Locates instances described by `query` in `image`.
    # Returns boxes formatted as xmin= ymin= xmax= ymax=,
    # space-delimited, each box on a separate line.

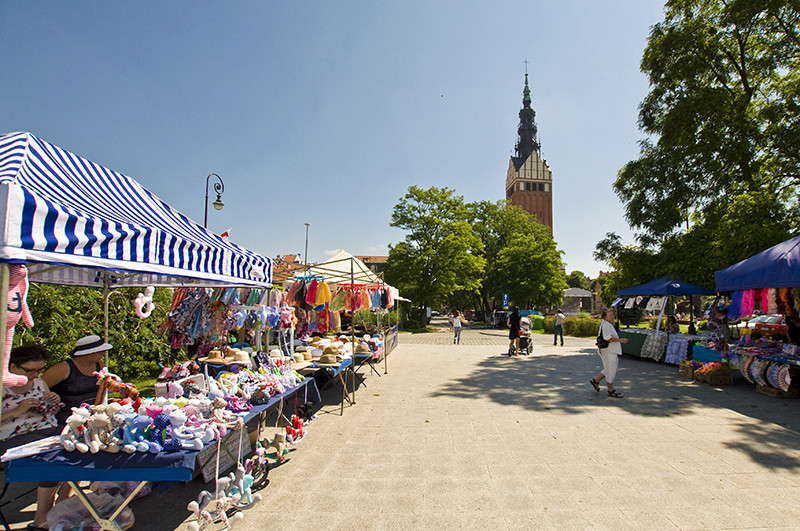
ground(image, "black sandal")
xmin=589 ymin=379 xmax=600 ymax=392
xmin=608 ymin=389 xmax=624 ymax=398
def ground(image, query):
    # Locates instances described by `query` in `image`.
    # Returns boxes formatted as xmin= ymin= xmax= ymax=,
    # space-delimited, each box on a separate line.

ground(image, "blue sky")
xmin=1 ymin=1 xmax=665 ymax=277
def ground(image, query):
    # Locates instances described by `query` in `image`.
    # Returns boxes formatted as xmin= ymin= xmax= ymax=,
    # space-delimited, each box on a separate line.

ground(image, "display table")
xmin=618 ymin=329 xmax=647 ymax=357
xmin=4 ymin=377 xmax=321 ymax=530
xmin=298 ymin=358 xmax=353 ymax=414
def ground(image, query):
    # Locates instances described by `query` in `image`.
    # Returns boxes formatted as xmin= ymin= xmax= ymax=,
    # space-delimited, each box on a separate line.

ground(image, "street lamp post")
xmin=304 ymin=222 xmax=310 ymax=268
xmin=204 ymin=173 xmax=225 ymax=228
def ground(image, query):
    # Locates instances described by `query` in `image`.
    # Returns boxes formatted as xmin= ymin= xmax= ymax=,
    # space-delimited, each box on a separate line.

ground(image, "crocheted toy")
xmin=263 ymin=432 xmax=288 ymax=463
xmin=227 ymin=462 xmax=262 ymax=508
xmin=166 ymin=409 xmax=204 ymax=450
xmin=3 ymin=265 xmax=33 ymax=387
xmin=60 ymin=406 xmax=91 ymax=453
xmin=120 ymin=413 xmax=150 ymax=453
xmin=285 ymin=414 xmax=304 ymax=444
xmin=86 ymin=405 xmax=120 ymax=453
xmin=134 ymin=285 xmax=156 ymax=319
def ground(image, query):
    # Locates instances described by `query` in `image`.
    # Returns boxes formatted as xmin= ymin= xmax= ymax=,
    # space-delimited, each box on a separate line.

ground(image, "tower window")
xmin=525 ymin=182 xmax=531 ymax=191
xmin=538 ymin=183 xmax=544 ymax=191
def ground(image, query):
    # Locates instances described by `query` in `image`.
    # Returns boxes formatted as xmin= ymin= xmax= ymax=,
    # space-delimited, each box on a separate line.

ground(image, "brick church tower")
xmin=505 ymin=72 xmax=553 ymax=230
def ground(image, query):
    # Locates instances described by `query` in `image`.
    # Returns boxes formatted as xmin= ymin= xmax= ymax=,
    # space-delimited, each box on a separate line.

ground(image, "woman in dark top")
xmin=507 ymin=307 xmax=521 ymax=356
xmin=42 ymin=334 xmax=111 ymax=424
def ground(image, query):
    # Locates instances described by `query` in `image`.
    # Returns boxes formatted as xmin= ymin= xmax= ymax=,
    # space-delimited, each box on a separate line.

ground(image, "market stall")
xmin=0 ymin=132 xmax=276 ymax=529
xmin=712 ymin=234 xmax=800 ymax=396
xmin=616 ymin=276 xmax=713 ymax=364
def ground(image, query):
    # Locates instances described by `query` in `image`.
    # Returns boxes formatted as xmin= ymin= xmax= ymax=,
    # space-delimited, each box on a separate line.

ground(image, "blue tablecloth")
xmin=692 ymin=345 xmax=722 ymax=363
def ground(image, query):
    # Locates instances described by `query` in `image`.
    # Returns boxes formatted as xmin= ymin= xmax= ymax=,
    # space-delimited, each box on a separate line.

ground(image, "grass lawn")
xmin=130 ymin=376 xmax=157 ymax=398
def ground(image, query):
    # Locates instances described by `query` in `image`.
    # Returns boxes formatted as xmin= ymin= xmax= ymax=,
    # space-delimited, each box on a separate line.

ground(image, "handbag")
xmin=596 ymin=330 xmax=610 ymax=349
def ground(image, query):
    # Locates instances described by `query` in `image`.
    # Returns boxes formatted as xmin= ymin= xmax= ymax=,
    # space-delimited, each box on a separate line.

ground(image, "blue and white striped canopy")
xmin=0 ymin=132 xmax=271 ymax=288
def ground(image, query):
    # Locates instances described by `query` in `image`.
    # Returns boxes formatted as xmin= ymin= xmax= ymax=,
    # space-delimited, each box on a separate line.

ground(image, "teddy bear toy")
xmin=60 ymin=406 xmax=91 ymax=453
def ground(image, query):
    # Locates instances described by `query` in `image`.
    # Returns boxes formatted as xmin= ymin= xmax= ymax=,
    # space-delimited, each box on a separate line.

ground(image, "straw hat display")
xmin=309 ymin=348 xmax=323 ymax=359
xmin=231 ymin=350 xmax=252 ymax=366
xmin=317 ymin=352 xmax=340 ymax=366
xmin=355 ymin=343 xmax=371 ymax=355
xmin=199 ymin=349 xmax=227 ymax=364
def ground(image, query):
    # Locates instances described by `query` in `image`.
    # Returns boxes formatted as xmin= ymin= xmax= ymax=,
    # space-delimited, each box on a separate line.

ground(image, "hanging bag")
xmin=596 ymin=327 xmax=610 ymax=349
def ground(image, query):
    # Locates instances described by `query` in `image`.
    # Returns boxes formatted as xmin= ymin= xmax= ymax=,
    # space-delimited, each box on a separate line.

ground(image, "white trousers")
xmin=598 ymin=348 xmax=619 ymax=384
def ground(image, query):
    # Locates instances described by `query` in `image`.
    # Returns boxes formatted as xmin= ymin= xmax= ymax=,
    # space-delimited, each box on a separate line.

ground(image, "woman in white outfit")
xmin=590 ymin=308 xmax=628 ymax=398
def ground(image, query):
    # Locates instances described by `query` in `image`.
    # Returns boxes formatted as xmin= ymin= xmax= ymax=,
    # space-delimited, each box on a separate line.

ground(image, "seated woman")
xmin=42 ymin=335 xmax=111 ymax=425
xmin=1 ymin=344 xmax=66 ymax=530
xmin=667 ymin=315 xmax=680 ymax=334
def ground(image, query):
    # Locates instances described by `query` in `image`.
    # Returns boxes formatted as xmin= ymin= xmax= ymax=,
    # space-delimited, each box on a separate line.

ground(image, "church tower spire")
xmin=505 ymin=65 xmax=554 ymax=230
xmin=514 ymin=72 xmax=539 ymax=168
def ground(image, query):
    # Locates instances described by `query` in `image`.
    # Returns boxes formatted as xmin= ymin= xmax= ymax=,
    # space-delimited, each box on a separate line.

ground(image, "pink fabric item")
xmin=741 ymin=289 xmax=756 ymax=318
xmin=3 ymin=265 xmax=33 ymax=387
xmin=305 ymin=280 xmax=318 ymax=305
xmin=761 ymin=288 xmax=770 ymax=314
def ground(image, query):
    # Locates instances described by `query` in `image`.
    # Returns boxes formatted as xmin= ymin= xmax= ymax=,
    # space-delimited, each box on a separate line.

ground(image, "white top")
xmin=555 ymin=312 xmax=565 ymax=326
xmin=599 ymin=320 xmax=622 ymax=356
xmin=453 ymin=315 xmax=462 ymax=328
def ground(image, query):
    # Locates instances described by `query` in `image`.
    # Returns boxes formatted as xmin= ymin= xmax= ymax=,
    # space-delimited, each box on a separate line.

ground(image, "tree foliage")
xmin=618 ymin=0 xmax=800 ymax=238
xmin=566 ymin=271 xmax=591 ymax=291
xmin=17 ymin=283 xmax=175 ymax=381
xmin=384 ymin=186 xmax=485 ymax=319
xmin=493 ymin=232 xmax=567 ymax=308
xmin=607 ymin=0 xmax=800 ymax=287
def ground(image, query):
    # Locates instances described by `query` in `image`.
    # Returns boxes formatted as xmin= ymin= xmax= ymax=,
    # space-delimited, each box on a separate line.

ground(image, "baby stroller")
xmin=509 ymin=316 xmax=534 ymax=356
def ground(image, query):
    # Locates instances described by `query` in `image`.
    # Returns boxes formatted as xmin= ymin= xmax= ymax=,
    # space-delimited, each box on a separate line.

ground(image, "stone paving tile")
xmin=75 ymin=323 xmax=800 ymax=531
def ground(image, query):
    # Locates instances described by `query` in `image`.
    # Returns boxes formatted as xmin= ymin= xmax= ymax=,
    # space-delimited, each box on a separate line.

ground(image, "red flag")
xmin=220 ymin=228 xmax=232 ymax=241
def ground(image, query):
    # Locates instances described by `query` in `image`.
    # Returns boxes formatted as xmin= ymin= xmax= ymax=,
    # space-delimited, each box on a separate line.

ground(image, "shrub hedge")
xmin=542 ymin=313 xmax=602 ymax=337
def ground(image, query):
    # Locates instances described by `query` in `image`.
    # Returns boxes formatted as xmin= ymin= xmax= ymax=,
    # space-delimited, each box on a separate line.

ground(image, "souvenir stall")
xmin=276 ymin=250 xmax=398 ymax=411
xmin=712 ymin=235 xmax=800 ymax=396
xmin=616 ymin=277 xmax=713 ymax=364
xmin=0 ymin=132 xmax=280 ymax=530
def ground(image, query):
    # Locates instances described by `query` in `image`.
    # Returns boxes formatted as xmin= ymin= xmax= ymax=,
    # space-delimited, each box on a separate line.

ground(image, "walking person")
xmin=553 ymin=308 xmax=565 ymax=346
xmin=448 ymin=312 xmax=454 ymax=332
xmin=507 ymin=307 xmax=521 ymax=356
xmin=453 ymin=310 xmax=463 ymax=344
xmin=590 ymin=308 xmax=628 ymax=398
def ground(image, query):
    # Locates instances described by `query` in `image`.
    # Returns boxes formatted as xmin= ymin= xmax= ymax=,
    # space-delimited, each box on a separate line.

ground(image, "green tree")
xmin=18 ymin=284 xmax=175 ymax=381
xmin=467 ymin=201 xmax=559 ymax=310
xmin=385 ymin=186 xmax=485 ymax=324
xmin=617 ymin=0 xmax=800 ymax=241
xmin=566 ymin=270 xmax=591 ymax=291
xmin=493 ymin=232 xmax=567 ymax=309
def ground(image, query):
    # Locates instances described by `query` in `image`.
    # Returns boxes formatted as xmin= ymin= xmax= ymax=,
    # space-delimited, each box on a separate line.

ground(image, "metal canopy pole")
xmin=0 ymin=264 xmax=10 ymax=421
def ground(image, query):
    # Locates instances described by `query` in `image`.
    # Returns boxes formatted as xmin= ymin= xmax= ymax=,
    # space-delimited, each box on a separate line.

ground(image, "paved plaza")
xmin=6 ymin=321 xmax=800 ymax=530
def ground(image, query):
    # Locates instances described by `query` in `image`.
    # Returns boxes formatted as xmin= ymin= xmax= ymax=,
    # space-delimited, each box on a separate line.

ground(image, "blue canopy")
xmin=617 ymin=276 xmax=713 ymax=297
xmin=0 ymin=132 xmax=271 ymax=287
xmin=714 ymin=235 xmax=800 ymax=292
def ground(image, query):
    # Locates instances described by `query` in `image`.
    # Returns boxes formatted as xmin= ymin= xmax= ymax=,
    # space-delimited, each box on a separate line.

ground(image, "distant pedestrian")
xmin=507 ymin=307 xmax=521 ymax=356
xmin=453 ymin=311 xmax=463 ymax=344
xmin=448 ymin=312 xmax=454 ymax=332
xmin=590 ymin=308 xmax=628 ymax=398
xmin=553 ymin=308 xmax=565 ymax=346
